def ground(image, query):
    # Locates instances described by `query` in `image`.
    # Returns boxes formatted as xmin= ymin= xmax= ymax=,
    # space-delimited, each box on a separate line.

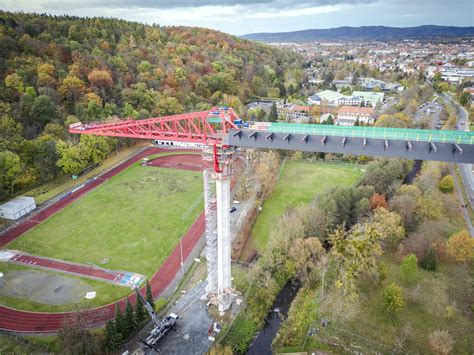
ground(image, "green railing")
xmin=267 ymin=123 xmax=474 ymax=145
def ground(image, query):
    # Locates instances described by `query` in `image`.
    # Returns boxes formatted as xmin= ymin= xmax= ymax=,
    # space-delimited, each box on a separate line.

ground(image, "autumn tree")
xmin=371 ymin=207 xmax=405 ymax=250
xmin=438 ymin=175 xmax=454 ymax=193
xmin=288 ymin=237 xmax=325 ymax=283
xmin=5 ymin=73 xmax=24 ymax=93
xmin=446 ymin=229 xmax=474 ymax=263
xmin=370 ymin=193 xmax=388 ymax=209
xmin=390 ymin=184 xmax=422 ymax=232
xmin=59 ymin=75 xmax=85 ymax=104
xmin=0 ymin=150 xmax=22 ymax=196
xmin=87 ymin=70 xmax=113 ymax=100
xmin=330 ymin=223 xmax=385 ymax=298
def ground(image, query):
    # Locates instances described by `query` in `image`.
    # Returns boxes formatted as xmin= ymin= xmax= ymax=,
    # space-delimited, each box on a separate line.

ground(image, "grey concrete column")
xmin=216 ymin=174 xmax=231 ymax=305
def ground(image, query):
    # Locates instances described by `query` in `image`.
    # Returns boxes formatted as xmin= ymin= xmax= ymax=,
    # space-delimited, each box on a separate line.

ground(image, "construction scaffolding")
xmin=203 ymin=168 xmax=218 ymax=296
xmin=202 ymin=145 xmax=238 ymax=311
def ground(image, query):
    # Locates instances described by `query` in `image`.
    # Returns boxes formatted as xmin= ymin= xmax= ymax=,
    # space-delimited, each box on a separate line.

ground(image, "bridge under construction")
xmin=69 ymin=107 xmax=474 ymax=311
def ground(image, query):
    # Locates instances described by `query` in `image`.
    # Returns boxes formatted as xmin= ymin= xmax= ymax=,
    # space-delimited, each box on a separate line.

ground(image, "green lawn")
xmin=250 ymin=160 xmax=363 ymax=252
xmin=7 ymin=161 xmax=203 ymax=278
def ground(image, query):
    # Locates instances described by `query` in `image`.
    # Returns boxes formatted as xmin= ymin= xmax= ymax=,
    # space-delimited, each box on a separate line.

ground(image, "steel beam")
xmin=226 ymin=129 xmax=474 ymax=164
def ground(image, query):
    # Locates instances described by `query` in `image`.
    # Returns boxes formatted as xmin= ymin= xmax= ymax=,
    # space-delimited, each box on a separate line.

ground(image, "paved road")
xmin=442 ymin=93 xmax=474 ymax=207
xmin=125 ymin=281 xmax=214 ymax=355
xmin=442 ymin=92 xmax=474 ymax=237
xmin=450 ymin=165 xmax=474 ymax=237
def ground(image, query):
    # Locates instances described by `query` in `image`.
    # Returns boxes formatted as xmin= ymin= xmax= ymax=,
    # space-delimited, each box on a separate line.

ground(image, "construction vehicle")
xmin=134 ymin=287 xmax=179 ymax=352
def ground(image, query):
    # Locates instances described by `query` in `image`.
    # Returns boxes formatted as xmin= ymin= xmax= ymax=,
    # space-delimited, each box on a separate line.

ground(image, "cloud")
xmin=3 ymin=0 xmax=375 ymax=12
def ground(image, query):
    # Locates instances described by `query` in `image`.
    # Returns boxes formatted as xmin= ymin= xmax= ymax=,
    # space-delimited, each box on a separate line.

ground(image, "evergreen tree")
xmin=326 ymin=115 xmax=334 ymax=125
xmin=146 ymin=280 xmax=155 ymax=310
xmin=135 ymin=290 xmax=148 ymax=326
xmin=114 ymin=303 xmax=125 ymax=337
xmin=354 ymin=118 xmax=360 ymax=126
xmin=104 ymin=320 xmax=122 ymax=351
xmin=420 ymin=247 xmax=437 ymax=271
xmin=268 ymin=103 xmax=278 ymax=122
xmin=123 ymin=298 xmax=137 ymax=338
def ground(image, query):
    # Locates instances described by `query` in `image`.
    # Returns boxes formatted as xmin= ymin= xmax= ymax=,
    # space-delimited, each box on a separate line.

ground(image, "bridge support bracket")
xmin=453 ymin=143 xmax=463 ymax=155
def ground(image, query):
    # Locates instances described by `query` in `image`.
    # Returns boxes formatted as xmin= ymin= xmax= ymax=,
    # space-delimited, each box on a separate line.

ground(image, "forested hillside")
xmin=0 ymin=11 xmax=301 ymax=200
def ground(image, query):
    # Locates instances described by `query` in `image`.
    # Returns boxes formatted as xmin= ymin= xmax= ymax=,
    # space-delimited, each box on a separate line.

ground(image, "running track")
xmin=0 ymin=149 xmax=206 ymax=332
xmin=4 ymin=251 xmax=143 ymax=286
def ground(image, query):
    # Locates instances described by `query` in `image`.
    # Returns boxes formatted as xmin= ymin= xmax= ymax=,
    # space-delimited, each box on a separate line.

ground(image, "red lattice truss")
xmin=69 ymin=107 xmax=240 ymax=145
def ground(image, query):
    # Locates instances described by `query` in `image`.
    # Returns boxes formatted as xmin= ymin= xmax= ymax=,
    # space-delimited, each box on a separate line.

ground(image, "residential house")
xmin=337 ymin=106 xmax=375 ymax=126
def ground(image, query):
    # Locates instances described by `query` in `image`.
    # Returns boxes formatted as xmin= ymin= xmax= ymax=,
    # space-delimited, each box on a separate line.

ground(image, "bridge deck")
xmin=227 ymin=124 xmax=474 ymax=164
xmin=268 ymin=123 xmax=474 ymax=145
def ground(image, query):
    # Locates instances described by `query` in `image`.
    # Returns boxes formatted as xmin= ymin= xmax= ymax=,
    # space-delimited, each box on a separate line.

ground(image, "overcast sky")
xmin=1 ymin=0 xmax=473 ymax=35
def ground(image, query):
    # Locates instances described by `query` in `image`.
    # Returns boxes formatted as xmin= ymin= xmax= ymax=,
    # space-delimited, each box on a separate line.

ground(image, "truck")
xmin=135 ymin=286 xmax=179 ymax=352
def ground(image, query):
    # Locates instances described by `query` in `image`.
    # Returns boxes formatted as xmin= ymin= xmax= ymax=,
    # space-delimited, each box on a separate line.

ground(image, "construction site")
xmin=1 ymin=107 xmax=474 ymax=354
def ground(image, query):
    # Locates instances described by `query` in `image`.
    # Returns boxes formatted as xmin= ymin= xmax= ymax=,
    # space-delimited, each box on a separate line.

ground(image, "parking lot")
xmin=414 ymin=101 xmax=443 ymax=129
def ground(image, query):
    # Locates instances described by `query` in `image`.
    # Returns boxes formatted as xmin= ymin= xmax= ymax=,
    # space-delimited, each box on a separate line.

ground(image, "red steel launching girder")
xmin=69 ymin=107 xmax=239 ymax=145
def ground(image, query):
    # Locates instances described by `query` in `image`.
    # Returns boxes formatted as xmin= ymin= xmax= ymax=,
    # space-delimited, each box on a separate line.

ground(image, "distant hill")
xmin=242 ymin=25 xmax=474 ymax=42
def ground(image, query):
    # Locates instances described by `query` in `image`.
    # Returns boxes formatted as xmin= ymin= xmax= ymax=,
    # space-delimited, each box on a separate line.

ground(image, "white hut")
xmin=0 ymin=196 xmax=36 ymax=220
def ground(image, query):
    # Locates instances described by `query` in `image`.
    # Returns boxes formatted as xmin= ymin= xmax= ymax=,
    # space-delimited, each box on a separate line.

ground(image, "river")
xmin=246 ymin=282 xmax=300 ymax=355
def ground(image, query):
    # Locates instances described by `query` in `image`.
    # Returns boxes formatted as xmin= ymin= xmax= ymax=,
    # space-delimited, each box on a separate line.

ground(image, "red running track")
xmin=0 ymin=148 xmax=206 ymax=332
xmin=148 ymin=153 xmax=206 ymax=172
xmin=8 ymin=252 xmax=128 ymax=284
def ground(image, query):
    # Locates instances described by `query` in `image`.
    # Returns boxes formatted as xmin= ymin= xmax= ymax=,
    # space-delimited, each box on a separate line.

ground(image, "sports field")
xmin=250 ymin=160 xmax=363 ymax=252
xmin=7 ymin=160 xmax=204 ymax=279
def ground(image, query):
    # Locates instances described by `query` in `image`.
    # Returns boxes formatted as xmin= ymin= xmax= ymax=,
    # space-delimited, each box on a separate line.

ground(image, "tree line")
xmin=0 ymin=11 xmax=302 ymax=200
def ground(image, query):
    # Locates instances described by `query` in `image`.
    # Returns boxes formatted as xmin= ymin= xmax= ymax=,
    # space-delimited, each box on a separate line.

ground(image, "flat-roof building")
xmin=0 ymin=196 xmax=36 ymax=220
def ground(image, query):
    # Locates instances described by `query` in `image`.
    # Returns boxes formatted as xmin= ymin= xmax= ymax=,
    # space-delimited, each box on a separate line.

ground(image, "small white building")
xmin=0 ymin=196 xmax=36 ymax=220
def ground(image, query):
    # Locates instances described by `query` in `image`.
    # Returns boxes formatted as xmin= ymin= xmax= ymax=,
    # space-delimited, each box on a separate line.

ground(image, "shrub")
xmin=383 ymin=283 xmax=405 ymax=313
xmin=400 ymin=254 xmax=418 ymax=284
xmin=420 ymin=247 xmax=437 ymax=271
xmin=378 ymin=261 xmax=388 ymax=283
xmin=224 ymin=314 xmax=257 ymax=354
xmin=438 ymin=175 xmax=454 ymax=193
xmin=446 ymin=229 xmax=474 ymax=263
xmin=428 ymin=330 xmax=453 ymax=354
